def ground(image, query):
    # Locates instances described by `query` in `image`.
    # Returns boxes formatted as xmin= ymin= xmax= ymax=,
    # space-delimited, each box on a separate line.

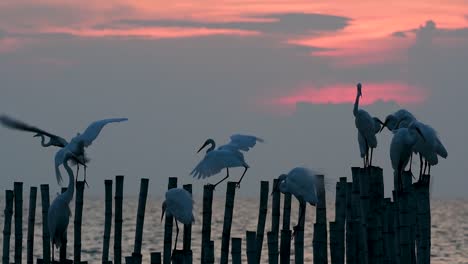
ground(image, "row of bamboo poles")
xmin=2 ymin=167 xmax=431 ymax=264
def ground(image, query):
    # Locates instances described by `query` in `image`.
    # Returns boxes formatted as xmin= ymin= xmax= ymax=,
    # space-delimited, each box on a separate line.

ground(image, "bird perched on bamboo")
xmin=353 ymin=83 xmax=384 ymax=167
xmin=191 ymin=134 xmax=263 ymax=189
xmin=161 ymin=188 xmax=194 ymax=256
xmin=48 ymin=149 xmax=86 ymax=262
xmin=272 ymin=167 xmax=319 ymax=237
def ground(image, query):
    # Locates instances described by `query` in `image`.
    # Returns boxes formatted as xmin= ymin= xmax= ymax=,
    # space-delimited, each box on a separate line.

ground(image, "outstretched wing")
xmin=190 ymin=149 xmax=244 ymax=179
xmin=0 ymin=115 xmax=68 ymax=147
xmin=75 ymin=118 xmax=128 ymax=147
xmin=221 ymin=134 xmax=264 ymax=152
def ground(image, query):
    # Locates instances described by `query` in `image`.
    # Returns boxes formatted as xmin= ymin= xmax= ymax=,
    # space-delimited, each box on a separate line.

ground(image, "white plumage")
xmin=381 ymin=109 xmax=416 ymax=132
xmin=191 ymin=134 xmax=263 ymax=189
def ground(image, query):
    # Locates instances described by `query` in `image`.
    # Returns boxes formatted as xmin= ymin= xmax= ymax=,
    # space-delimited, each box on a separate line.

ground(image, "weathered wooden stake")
xmin=102 ymin=180 xmax=113 ymax=263
xmin=132 ymin=178 xmax=149 ymax=263
xmin=357 ymin=168 xmax=369 ymax=264
xmin=201 ymin=184 xmax=214 ymax=262
xmin=294 ymin=202 xmax=306 ymax=264
xmin=2 ymin=190 xmax=14 ymax=264
xmin=14 ymin=182 xmax=23 ymax=264
xmin=335 ymin=177 xmax=347 ymax=264
xmin=40 ymin=184 xmax=51 ymax=264
xmin=398 ymin=171 xmax=413 ymax=264
xmin=203 ymin=241 xmax=214 ymax=264
xmin=282 ymin=193 xmax=292 ymax=230
xmin=27 ymin=187 xmax=37 ymax=264
xmin=329 ymin=221 xmax=338 ymax=264
xmin=246 ymin=231 xmax=257 ymax=264
xmin=59 ymin=187 xmax=68 ymax=262
xmin=220 ymin=182 xmax=237 ymax=264
xmin=279 ymin=230 xmax=291 ymax=264
xmin=182 ymin=184 xmax=193 ymax=263
xmin=345 ymin=182 xmax=356 ymax=264
xmin=150 ymin=252 xmax=161 ymax=264
xmin=163 ymin=177 xmax=177 ymax=264
xmin=170 ymin=250 xmax=185 ymax=264
xmin=231 ymin=237 xmax=242 ymax=264
xmin=267 ymin=231 xmax=278 ymax=264
xmin=350 ymin=168 xmax=364 ymax=264
xmin=393 ymin=191 xmax=401 ymax=264
xmin=114 ymin=175 xmax=125 ymax=264
xmin=256 ymin=181 xmax=269 ymax=263
xmin=271 ymin=179 xmax=281 ymax=236
xmin=74 ymin=181 xmax=86 ymax=263
xmin=415 ymin=174 xmax=431 ymax=264
xmin=313 ymin=174 xmax=328 ymax=264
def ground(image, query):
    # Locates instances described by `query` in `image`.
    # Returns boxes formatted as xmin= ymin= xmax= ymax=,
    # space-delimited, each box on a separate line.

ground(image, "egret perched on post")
xmin=390 ymin=120 xmax=426 ymax=190
xmin=161 ymin=188 xmax=194 ymax=255
xmin=191 ymin=134 xmax=263 ymax=189
xmin=48 ymin=149 xmax=86 ymax=262
xmin=353 ymin=83 xmax=384 ymax=167
xmin=409 ymin=121 xmax=447 ymax=179
xmin=272 ymin=167 xmax=319 ymax=236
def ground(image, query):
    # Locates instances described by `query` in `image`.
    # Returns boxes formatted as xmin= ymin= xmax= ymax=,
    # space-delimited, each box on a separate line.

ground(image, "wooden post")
xmin=201 ymin=184 xmax=214 ymax=262
xmin=345 ymin=182 xmax=356 ymax=264
xmin=231 ymin=237 xmax=242 ymax=264
xmin=256 ymin=181 xmax=269 ymax=263
xmin=282 ymin=193 xmax=292 ymax=230
xmin=267 ymin=232 xmax=278 ymax=264
xmin=2 ymin=190 xmax=14 ymax=264
xmin=220 ymin=182 xmax=237 ymax=264
xmin=357 ymin=168 xmax=370 ymax=264
xmin=170 ymin=250 xmax=185 ymax=264
xmin=294 ymin=202 xmax=306 ymax=264
xmin=382 ymin=198 xmax=396 ymax=264
xmin=150 ymin=252 xmax=161 ymax=264
xmin=415 ymin=174 xmax=431 ymax=264
xmin=114 ymin=175 xmax=125 ymax=264
xmin=271 ymin=179 xmax=281 ymax=236
xmin=27 ymin=187 xmax=37 ymax=264
xmin=133 ymin=178 xmax=149 ymax=263
xmin=313 ymin=174 xmax=328 ymax=264
xmin=74 ymin=181 xmax=85 ymax=263
xmin=163 ymin=177 xmax=177 ymax=264
xmin=203 ymin=241 xmax=214 ymax=264
xmin=182 ymin=184 xmax=193 ymax=263
xmin=40 ymin=184 xmax=51 ymax=264
xmin=14 ymin=182 xmax=23 ymax=264
xmin=392 ymin=191 xmax=401 ymax=264
xmin=350 ymin=168 xmax=364 ymax=264
xmin=279 ymin=230 xmax=291 ymax=264
xmin=335 ymin=177 xmax=347 ymax=264
xmin=59 ymin=187 xmax=70 ymax=262
xmin=329 ymin=222 xmax=338 ymax=264
xmin=398 ymin=171 xmax=412 ymax=264
xmin=102 ymin=180 xmax=113 ymax=263
xmin=246 ymin=231 xmax=257 ymax=264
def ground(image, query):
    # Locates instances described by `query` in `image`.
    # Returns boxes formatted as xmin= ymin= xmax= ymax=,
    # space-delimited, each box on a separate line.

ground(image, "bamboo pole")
xmin=345 ymin=182 xmax=356 ymax=264
xmin=382 ymin=198 xmax=395 ymax=264
xmin=279 ymin=230 xmax=291 ymax=264
xmin=170 ymin=250 xmax=185 ymax=264
xmin=203 ymin=241 xmax=214 ymax=264
xmin=27 ymin=187 xmax=37 ymax=264
xmin=114 ymin=175 xmax=125 ymax=264
xmin=256 ymin=181 xmax=269 ymax=264
xmin=282 ymin=193 xmax=292 ymax=230
xmin=246 ymin=231 xmax=257 ymax=264
xmin=220 ymin=182 xmax=237 ymax=264
xmin=14 ymin=182 xmax=23 ymax=264
xmin=335 ymin=177 xmax=347 ymax=264
xmin=271 ymin=179 xmax=281 ymax=236
xmin=267 ymin=231 xmax=278 ymax=264
xmin=357 ymin=168 xmax=370 ymax=264
xmin=350 ymin=168 xmax=364 ymax=264
xmin=150 ymin=252 xmax=161 ymax=264
xmin=398 ymin=171 xmax=412 ymax=264
xmin=2 ymin=190 xmax=14 ymax=264
xmin=294 ymin=202 xmax=306 ymax=264
xmin=40 ymin=184 xmax=51 ymax=264
xmin=102 ymin=180 xmax=113 ymax=263
xmin=163 ymin=177 xmax=177 ymax=264
xmin=329 ymin=222 xmax=338 ymax=264
xmin=231 ymin=237 xmax=242 ymax=264
xmin=313 ymin=174 xmax=328 ymax=264
xmin=182 ymin=184 xmax=193 ymax=263
xmin=201 ymin=184 xmax=214 ymax=262
xmin=415 ymin=174 xmax=431 ymax=264
xmin=74 ymin=181 xmax=86 ymax=263
xmin=393 ymin=191 xmax=401 ymax=264
xmin=133 ymin=178 xmax=149 ymax=263
xmin=59 ymin=187 xmax=68 ymax=262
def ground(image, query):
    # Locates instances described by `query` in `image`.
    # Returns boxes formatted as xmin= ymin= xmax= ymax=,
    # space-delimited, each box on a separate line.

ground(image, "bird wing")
xmin=191 ymin=150 xmax=244 ymax=179
xmin=357 ymin=132 xmax=367 ymax=158
xmin=287 ymin=167 xmax=319 ymax=204
xmin=75 ymin=118 xmax=128 ymax=147
xmin=221 ymin=134 xmax=264 ymax=152
xmin=0 ymin=115 xmax=68 ymax=147
xmin=166 ymin=189 xmax=194 ymax=224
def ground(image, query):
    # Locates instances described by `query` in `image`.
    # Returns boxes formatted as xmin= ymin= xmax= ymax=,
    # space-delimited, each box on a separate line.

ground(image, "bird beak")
xmin=161 ymin=206 xmax=166 ymax=222
xmin=197 ymin=141 xmax=209 ymax=153
xmin=379 ymin=120 xmax=388 ymax=133
xmin=33 ymin=133 xmax=40 ymax=137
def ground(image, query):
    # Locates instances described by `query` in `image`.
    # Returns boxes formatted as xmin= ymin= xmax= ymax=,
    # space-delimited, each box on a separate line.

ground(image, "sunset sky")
xmin=1 ymin=0 xmax=467 ymax=197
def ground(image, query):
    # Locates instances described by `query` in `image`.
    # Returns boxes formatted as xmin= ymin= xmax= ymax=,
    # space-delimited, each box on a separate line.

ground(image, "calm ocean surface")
xmin=1 ymin=196 xmax=467 ymax=263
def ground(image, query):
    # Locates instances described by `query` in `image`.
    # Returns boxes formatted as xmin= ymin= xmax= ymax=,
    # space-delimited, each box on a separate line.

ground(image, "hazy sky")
xmin=1 ymin=0 xmax=467 ymax=198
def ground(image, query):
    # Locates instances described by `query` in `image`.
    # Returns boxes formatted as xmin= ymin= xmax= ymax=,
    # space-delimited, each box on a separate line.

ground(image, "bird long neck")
xmin=61 ymin=158 xmax=75 ymax=205
xmin=37 ymin=135 xmax=51 ymax=147
xmin=207 ymin=140 xmax=216 ymax=152
xmin=353 ymin=89 xmax=360 ymax=116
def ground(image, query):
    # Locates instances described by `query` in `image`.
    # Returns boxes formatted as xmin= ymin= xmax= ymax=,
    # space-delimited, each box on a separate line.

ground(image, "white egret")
xmin=381 ymin=109 xmax=416 ymax=132
xmin=390 ymin=121 xmax=426 ymax=190
xmin=191 ymin=134 xmax=263 ymax=189
xmin=161 ymin=188 xmax=194 ymax=254
xmin=48 ymin=149 xmax=86 ymax=262
xmin=53 ymin=118 xmax=128 ymax=186
xmin=353 ymin=83 xmax=384 ymax=167
xmin=272 ymin=167 xmax=319 ymax=236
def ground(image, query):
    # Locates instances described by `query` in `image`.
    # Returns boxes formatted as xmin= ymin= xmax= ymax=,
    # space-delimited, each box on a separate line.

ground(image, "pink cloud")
xmin=0 ymin=37 xmax=21 ymax=53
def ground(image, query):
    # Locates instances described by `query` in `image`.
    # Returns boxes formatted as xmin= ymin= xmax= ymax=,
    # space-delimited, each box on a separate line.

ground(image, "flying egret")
xmin=161 ymin=188 xmax=194 ymax=255
xmin=272 ymin=167 xmax=319 ymax=237
xmin=191 ymin=134 xmax=263 ymax=189
xmin=353 ymin=83 xmax=384 ymax=167
xmin=390 ymin=121 xmax=426 ymax=190
xmin=48 ymin=149 xmax=86 ymax=262
xmin=409 ymin=121 xmax=447 ymax=179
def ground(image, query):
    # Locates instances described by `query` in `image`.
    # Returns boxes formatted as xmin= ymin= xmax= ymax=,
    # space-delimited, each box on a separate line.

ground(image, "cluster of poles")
xmin=2 ymin=165 xmax=432 ymax=264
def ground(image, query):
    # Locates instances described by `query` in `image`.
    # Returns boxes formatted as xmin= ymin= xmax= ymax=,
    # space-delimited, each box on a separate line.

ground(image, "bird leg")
xmin=428 ymin=164 xmax=431 ymax=175
xmin=52 ymin=244 xmax=54 ymax=263
xmin=76 ymin=165 xmax=80 ymax=184
xmin=292 ymin=200 xmax=306 ymax=240
xmin=172 ymin=220 xmax=180 ymax=259
xmin=236 ymin=166 xmax=249 ymax=189
xmin=83 ymin=165 xmax=89 ymax=188
xmin=409 ymin=153 xmax=413 ymax=171
xmin=419 ymin=154 xmax=423 ymax=181
xmin=423 ymin=160 xmax=428 ymax=176
xmin=370 ymin=148 xmax=374 ymax=167
xmin=213 ymin=168 xmax=230 ymax=190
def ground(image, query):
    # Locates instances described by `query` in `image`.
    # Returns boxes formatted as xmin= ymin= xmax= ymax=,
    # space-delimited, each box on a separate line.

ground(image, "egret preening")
xmin=48 ymin=149 xmax=86 ymax=262
xmin=390 ymin=121 xmax=426 ymax=190
xmin=272 ymin=167 xmax=319 ymax=237
xmin=409 ymin=121 xmax=447 ymax=179
xmin=191 ymin=134 xmax=263 ymax=189
xmin=381 ymin=109 xmax=416 ymax=132
xmin=161 ymin=188 xmax=194 ymax=255
xmin=353 ymin=83 xmax=384 ymax=167
xmin=52 ymin=118 xmax=128 ymax=186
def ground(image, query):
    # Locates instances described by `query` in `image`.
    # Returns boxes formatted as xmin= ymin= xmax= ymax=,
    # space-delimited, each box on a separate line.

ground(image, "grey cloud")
xmin=392 ymin=31 xmax=407 ymax=38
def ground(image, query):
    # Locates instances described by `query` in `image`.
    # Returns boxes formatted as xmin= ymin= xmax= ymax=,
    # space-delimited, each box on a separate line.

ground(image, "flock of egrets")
xmin=0 ymin=82 xmax=447 ymax=260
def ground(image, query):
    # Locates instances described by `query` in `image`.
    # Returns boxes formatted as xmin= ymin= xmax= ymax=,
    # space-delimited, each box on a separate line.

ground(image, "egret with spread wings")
xmin=191 ymin=134 xmax=263 ymax=189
